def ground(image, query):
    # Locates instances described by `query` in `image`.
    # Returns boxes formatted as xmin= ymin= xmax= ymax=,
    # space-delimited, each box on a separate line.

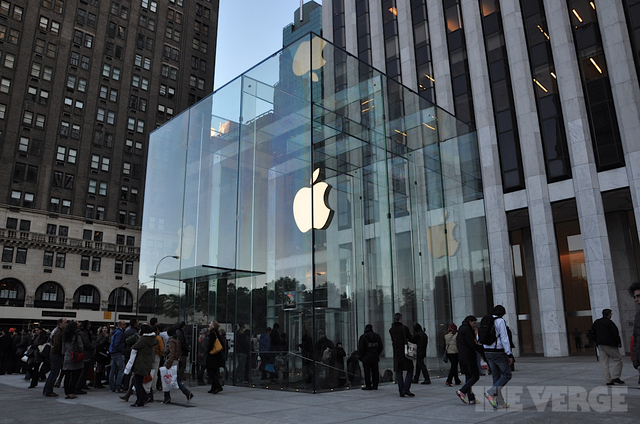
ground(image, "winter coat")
xmin=206 ymin=329 xmax=224 ymax=369
xmin=154 ymin=335 xmax=165 ymax=358
xmin=128 ymin=333 xmax=157 ymax=376
xmin=109 ymin=328 xmax=125 ymax=354
xmin=62 ymin=334 xmax=84 ymax=371
xmin=176 ymin=328 xmax=189 ymax=357
xmin=236 ymin=329 xmax=250 ymax=355
xmin=314 ymin=336 xmax=335 ymax=363
xmin=165 ymin=337 xmax=181 ymax=369
xmin=197 ymin=332 xmax=209 ymax=366
xmin=445 ymin=333 xmax=458 ymax=354
xmin=15 ymin=334 xmax=30 ymax=356
xmin=413 ymin=328 xmax=428 ymax=358
xmin=389 ymin=322 xmax=414 ymax=372
xmin=632 ymin=310 xmax=640 ymax=369
xmin=457 ymin=322 xmax=484 ymax=375
xmin=357 ymin=329 xmax=383 ymax=363
xmin=78 ymin=327 xmax=94 ymax=361
xmin=592 ymin=317 xmax=622 ymax=348
xmin=29 ymin=332 xmax=49 ymax=364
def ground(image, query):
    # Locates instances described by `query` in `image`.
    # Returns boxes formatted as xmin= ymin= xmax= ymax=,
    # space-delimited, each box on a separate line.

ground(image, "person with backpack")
xmin=479 ymin=305 xmax=513 ymax=409
xmin=358 ymin=324 xmax=383 ymax=390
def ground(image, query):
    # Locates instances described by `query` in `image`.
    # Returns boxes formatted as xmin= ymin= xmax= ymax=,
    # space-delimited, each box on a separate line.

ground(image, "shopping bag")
xmin=159 ymin=365 xmax=179 ymax=391
xmin=142 ymin=369 xmax=155 ymax=392
xmin=404 ymin=341 xmax=417 ymax=360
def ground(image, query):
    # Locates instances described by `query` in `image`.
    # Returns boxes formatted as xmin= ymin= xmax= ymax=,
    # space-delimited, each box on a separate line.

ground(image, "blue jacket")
xmin=259 ymin=333 xmax=271 ymax=353
xmin=109 ymin=328 xmax=125 ymax=354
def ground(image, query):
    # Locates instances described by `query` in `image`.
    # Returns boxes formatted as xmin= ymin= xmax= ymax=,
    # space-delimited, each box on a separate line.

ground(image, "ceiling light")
xmin=550 ymin=72 xmax=557 ymax=79
xmin=533 ymin=78 xmax=548 ymax=93
xmin=424 ymin=74 xmax=435 ymax=82
xmin=590 ymin=57 xmax=602 ymax=74
xmin=572 ymin=9 xmax=583 ymax=22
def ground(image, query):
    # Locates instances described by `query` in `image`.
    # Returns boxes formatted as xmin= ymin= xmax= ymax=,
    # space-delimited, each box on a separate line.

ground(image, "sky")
xmin=214 ymin=0 xmax=322 ymax=90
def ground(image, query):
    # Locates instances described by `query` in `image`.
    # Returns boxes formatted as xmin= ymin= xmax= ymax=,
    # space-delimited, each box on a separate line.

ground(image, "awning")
xmin=152 ymin=264 xmax=265 ymax=281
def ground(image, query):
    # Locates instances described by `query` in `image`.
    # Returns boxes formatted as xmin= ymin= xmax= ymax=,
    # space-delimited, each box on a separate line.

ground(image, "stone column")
xmin=459 ymin=0 xmax=518 ymax=350
xmin=426 ymin=0 xmax=453 ymax=111
xmin=500 ymin=0 xmax=568 ymax=356
xmin=543 ymin=0 xmax=621 ymax=326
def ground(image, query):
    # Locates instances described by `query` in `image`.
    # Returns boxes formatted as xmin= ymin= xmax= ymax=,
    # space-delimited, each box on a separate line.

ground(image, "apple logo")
xmin=292 ymin=35 xmax=327 ymax=82
xmin=293 ymin=168 xmax=334 ymax=233
xmin=426 ymin=211 xmax=460 ymax=259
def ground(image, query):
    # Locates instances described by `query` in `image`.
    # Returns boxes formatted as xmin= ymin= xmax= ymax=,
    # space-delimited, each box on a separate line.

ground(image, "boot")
xmin=162 ymin=391 xmax=171 ymax=405
xmin=149 ymin=389 xmax=154 ymax=403
xmin=119 ymin=387 xmax=132 ymax=402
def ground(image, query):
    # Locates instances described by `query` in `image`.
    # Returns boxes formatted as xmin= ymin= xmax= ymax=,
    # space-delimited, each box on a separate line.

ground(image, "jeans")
xmin=132 ymin=374 xmax=148 ymax=406
xmin=414 ymin=356 xmax=430 ymax=382
xmin=363 ymin=362 xmax=379 ymax=388
xmin=109 ymin=353 xmax=125 ymax=391
xmin=43 ymin=354 xmax=63 ymax=394
xmin=460 ymin=371 xmax=480 ymax=401
xmin=485 ymin=352 xmax=512 ymax=404
xmin=64 ymin=368 xmax=82 ymax=395
xmin=446 ymin=353 xmax=461 ymax=384
xmin=396 ymin=369 xmax=413 ymax=395
xmin=235 ymin=353 xmax=247 ymax=383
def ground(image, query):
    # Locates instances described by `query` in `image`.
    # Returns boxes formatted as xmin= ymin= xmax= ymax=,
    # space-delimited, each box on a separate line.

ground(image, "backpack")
xmin=477 ymin=315 xmax=497 ymax=346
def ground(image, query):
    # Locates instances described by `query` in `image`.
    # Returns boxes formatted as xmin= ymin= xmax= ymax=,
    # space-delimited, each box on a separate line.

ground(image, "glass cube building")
xmin=140 ymin=34 xmax=492 ymax=392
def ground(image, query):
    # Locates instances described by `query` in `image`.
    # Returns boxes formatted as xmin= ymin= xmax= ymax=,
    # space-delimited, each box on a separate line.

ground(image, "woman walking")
xmin=206 ymin=322 xmax=224 ymax=394
xmin=61 ymin=321 xmax=84 ymax=399
xmin=93 ymin=325 xmax=110 ymax=388
xmin=445 ymin=323 xmax=461 ymax=386
xmin=456 ymin=316 xmax=484 ymax=404
xmin=161 ymin=326 xmax=193 ymax=404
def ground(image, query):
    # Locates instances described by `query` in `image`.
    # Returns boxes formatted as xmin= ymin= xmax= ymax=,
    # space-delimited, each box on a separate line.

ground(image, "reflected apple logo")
xmin=293 ymin=169 xmax=334 ymax=233
xmin=426 ymin=212 xmax=460 ymax=259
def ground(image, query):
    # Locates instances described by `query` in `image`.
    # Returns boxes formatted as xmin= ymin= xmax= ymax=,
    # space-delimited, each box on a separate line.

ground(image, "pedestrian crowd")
xmin=0 ymin=281 xmax=638 ymax=410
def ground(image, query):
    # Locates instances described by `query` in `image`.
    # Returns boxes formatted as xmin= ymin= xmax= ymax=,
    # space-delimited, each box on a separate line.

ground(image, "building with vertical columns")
xmin=324 ymin=0 xmax=640 ymax=357
xmin=0 ymin=0 xmax=219 ymax=327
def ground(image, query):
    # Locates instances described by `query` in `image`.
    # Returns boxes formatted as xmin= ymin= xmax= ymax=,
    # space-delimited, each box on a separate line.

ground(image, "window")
xmin=136 ymin=120 xmax=144 ymax=133
xmin=56 ymin=146 xmax=66 ymax=161
xmin=67 ymin=74 xmax=76 ymax=89
xmin=64 ymin=173 xmax=74 ymax=189
xmin=23 ymin=111 xmax=34 ymax=126
xmin=128 ymin=212 xmax=137 ymax=226
xmin=54 ymin=170 xmax=64 ymax=187
xmin=114 ymin=259 xmax=123 ymax=274
xmin=9 ymin=190 xmax=20 ymax=206
xmin=23 ymin=193 xmax=34 ymax=208
xmin=80 ymin=255 xmax=90 ymax=270
xmin=31 ymin=62 xmax=41 ymax=77
xmin=73 ymin=29 xmax=82 ymax=44
xmin=43 ymin=251 xmax=54 ymax=267
xmin=58 ymin=226 xmax=68 ymax=237
xmin=107 ymin=111 xmax=115 ymax=125
xmin=125 ymin=261 xmax=133 ymax=274
xmin=101 ymin=157 xmax=110 ymax=171
xmin=3 ymin=52 xmax=15 ymax=69
xmin=2 ymin=246 xmax=13 ymax=262
xmin=55 ymin=252 xmax=65 ymax=268
xmin=85 ymin=204 xmax=94 ymax=218
xmin=15 ymin=248 xmax=26 ymax=264
xmin=49 ymin=197 xmax=59 ymax=212
xmin=44 ymin=65 xmax=53 ymax=81
xmin=0 ymin=103 xmax=4 ymax=120
xmin=87 ymin=12 xmax=96 ymax=27
xmin=91 ymin=257 xmax=101 ymax=272
xmin=12 ymin=5 xmax=22 ymax=20
xmin=88 ymin=179 xmax=97 ymax=194
xmin=81 ymin=55 xmax=90 ymax=69
xmin=6 ymin=218 xmax=17 ymax=229
xmin=99 ymin=181 xmax=107 ymax=195
xmin=104 ymin=133 xmax=113 ymax=148
xmin=71 ymin=124 xmax=80 ymax=138
xmin=0 ymin=77 xmax=10 ymax=93
xmin=116 ymin=234 xmax=125 ymax=245
xmin=84 ymin=34 xmax=93 ymax=48
xmin=97 ymin=108 xmax=105 ymax=122
xmin=127 ymin=117 xmax=135 ymax=131
xmin=46 ymin=224 xmax=56 ymax=235
xmin=91 ymin=155 xmax=99 ymax=169
xmin=8 ymin=28 xmax=18 ymax=44
xmin=0 ymin=1 xmax=10 ymax=16
xmin=96 ymin=206 xmax=105 ymax=220
xmin=123 ymin=162 xmax=131 ymax=175
xmin=61 ymin=199 xmax=70 ymax=214
xmin=46 ymin=42 xmax=57 ymax=58
xmin=39 ymin=90 xmax=49 ymax=105
xmin=130 ymin=188 xmax=138 ymax=202
xmin=68 ymin=148 xmax=77 ymax=164
xmin=77 ymin=8 xmax=86 ymax=24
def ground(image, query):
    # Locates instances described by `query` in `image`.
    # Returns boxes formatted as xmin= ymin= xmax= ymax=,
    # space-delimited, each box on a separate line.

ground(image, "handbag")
xmin=209 ymin=337 xmax=223 ymax=355
xmin=443 ymin=336 xmax=453 ymax=363
xmin=404 ymin=341 xmax=417 ymax=360
xmin=265 ymin=362 xmax=275 ymax=373
xmin=71 ymin=350 xmax=85 ymax=363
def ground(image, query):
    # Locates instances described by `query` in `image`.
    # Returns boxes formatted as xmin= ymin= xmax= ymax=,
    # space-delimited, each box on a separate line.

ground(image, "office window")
xmin=23 ymin=111 xmax=33 ymax=126
xmin=15 ymin=248 xmax=26 ymax=264
xmin=71 ymin=124 xmax=80 ymax=139
xmin=101 ymin=157 xmax=110 ymax=171
xmin=3 ymin=52 xmax=15 ymax=69
xmin=130 ymin=188 xmax=138 ymax=202
xmin=0 ymin=77 xmax=10 ymax=93
xmin=84 ymin=34 xmax=93 ymax=48
xmin=85 ymin=204 xmax=94 ymax=218
xmin=81 ymin=255 xmax=90 ymax=270
xmin=78 ymin=77 xmax=87 ymax=92
xmin=88 ymin=179 xmax=97 ymax=194
xmin=43 ymin=251 xmax=54 ymax=267
xmin=81 ymin=55 xmax=90 ymax=69
xmin=125 ymin=261 xmax=133 ymax=275
xmin=68 ymin=149 xmax=77 ymax=164
xmin=91 ymin=154 xmax=99 ymax=169
xmin=9 ymin=190 xmax=20 ymax=206
xmin=55 ymin=252 xmax=65 ymax=268
xmin=114 ymin=259 xmax=123 ymax=273
xmin=96 ymin=206 xmax=105 ymax=220
xmin=98 ymin=181 xmax=107 ymax=195
xmin=61 ymin=200 xmax=70 ymax=214
xmin=2 ymin=246 xmax=13 ymax=262
xmin=91 ymin=257 xmax=101 ymax=272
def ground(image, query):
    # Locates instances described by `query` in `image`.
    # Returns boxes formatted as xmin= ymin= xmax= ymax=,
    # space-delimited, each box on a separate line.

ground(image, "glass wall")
xmin=139 ymin=34 xmax=491 ymax=392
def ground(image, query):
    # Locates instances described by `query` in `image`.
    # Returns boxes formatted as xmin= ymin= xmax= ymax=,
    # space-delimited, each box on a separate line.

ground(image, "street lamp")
xmin=153 ymin=255 xmax=179 ymax=317
xmin=114 ymin=281 xmax=129 ymax=325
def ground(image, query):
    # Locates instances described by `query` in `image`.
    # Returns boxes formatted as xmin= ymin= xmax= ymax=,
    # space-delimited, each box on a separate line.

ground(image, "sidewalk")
xmin=1 ymin=356 xmax=638 ymax=423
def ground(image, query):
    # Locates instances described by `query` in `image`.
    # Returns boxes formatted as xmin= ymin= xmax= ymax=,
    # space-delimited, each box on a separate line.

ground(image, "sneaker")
xmin=186 ymin=392 xmax=194 ymax=402
xmin=469 ymin=399 xmax=482 ymax=405
xmin=445 ymin=382 xmax=453 ymax=387
xmin=497 ymin=403 xmax=510 ymax=409
xmin=115 ymin=388 xmax=124 ymax=393
xmin=456 ymin=390 xmax=468 ymax=404
xmin=612 ymin=378 xmax=625 ymax=385
xmin=162 ymin=398 xmax=171 ymax=405
xmin=484 ymin=392 xmax=498 ymax=408
xmin=143 ymin=397 xmax=151 ymax=406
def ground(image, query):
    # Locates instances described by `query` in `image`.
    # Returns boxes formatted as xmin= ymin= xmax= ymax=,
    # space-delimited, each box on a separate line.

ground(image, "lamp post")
xmin=114 ymin=281 xmax=129 ymax=325
xmin=153 ymin=255 xmax=179 ymax=317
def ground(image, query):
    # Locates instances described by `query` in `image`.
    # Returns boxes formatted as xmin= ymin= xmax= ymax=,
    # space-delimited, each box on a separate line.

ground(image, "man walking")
xmin=109 ymin=320 xmax=126 ymax=392
xmin=629 ymin=282 xmax=640 ymax=389
xmin=412 ymin=323 xmax=431 ymax=384
xmin=357 ymin=324 xmax=383 ymax=390
xmin=389 ymin=313 xmax=415 ymax=397
xmin=43 ymin=318 xmax=67 ymax=397
xmin=480 ymin=305 xmax=513 ymax=409
xmin=591 ymin=308 xmax=624 ymax=385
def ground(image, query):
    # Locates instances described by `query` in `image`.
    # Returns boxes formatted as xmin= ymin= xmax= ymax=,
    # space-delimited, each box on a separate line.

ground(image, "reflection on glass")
xmin=140 ymin=34 xmax=491 ymax=393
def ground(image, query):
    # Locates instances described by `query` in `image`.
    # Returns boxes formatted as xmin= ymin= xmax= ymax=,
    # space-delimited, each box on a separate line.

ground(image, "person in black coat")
xmin=206 ymin=322 xmax=225 ymax=394
xmin=591 ymin=309 xmax=624 ymax=385
xmin=389 ymin=313 xmax=415 ymax=397
xmin=357 ymin=324 xmax=383 ymax=390
xmin=455 ymin=315 xmax=484 ymax=404
xmin=412 ymin=323 xmax=431 ymax=384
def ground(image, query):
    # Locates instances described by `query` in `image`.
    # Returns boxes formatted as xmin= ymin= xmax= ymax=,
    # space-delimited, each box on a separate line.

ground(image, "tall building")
xmin=324 ymin=0 xmax=640 ymax=357
xmin=0 ymin=0 xmax=219 ymax=326
xmin=282 ymin=0 xmax=322 ymax=47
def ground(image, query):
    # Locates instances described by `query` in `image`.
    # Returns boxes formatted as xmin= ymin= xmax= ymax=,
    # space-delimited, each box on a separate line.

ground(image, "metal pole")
xmin=153 ymin=255 xmax=179 ymax=317
xmin=114 ymin=281 xmax=129 ymax=325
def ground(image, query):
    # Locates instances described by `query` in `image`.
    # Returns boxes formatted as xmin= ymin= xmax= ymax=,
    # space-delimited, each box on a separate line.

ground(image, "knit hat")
xmin=365 ymin=324 xmax=373 ymax=331
xmin=8 ymin=328 xmax=15 ymax=333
